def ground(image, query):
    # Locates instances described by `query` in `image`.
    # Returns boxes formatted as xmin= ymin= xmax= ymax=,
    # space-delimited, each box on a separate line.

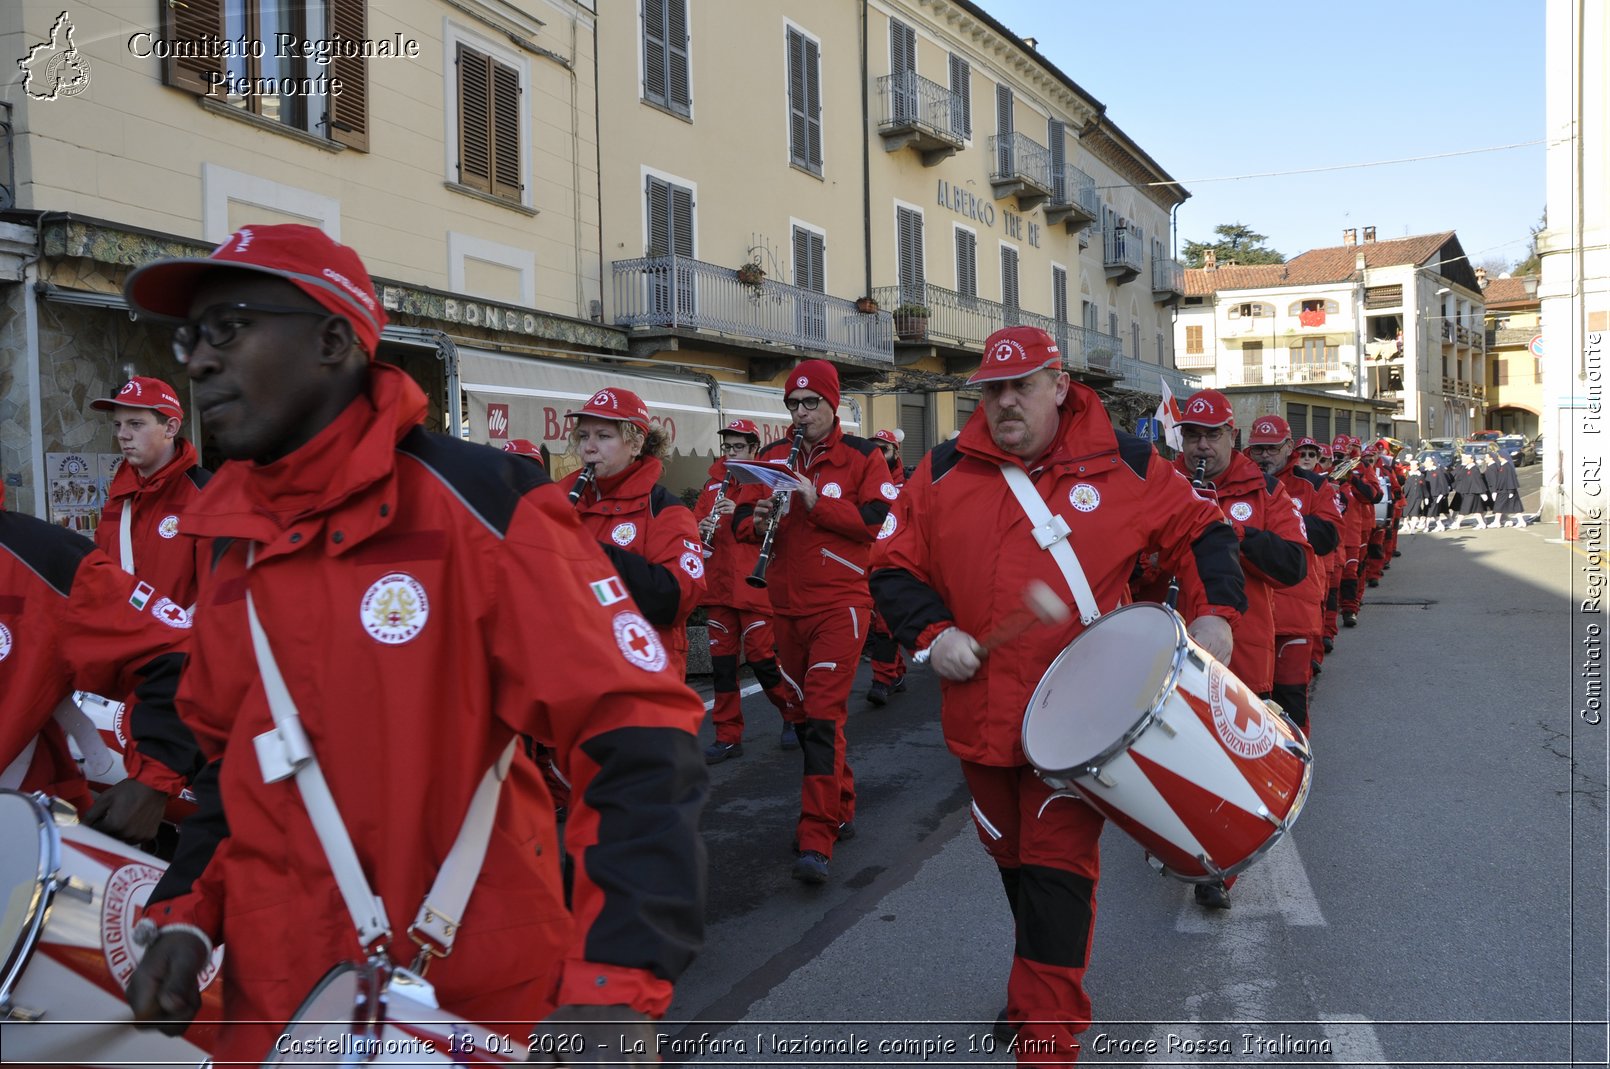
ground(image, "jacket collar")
xmin=799 ymin=422 xmax=844 ymax=469
xmin=1176 ymin=448 xmax=1266 ymax=495
xmin=108 ymin=438 xmax=199 ymax=501
xmin=956 ymin=380 xmax=1118 ymax=473
xmin=580 ymin=455 xmax=663 ymax=510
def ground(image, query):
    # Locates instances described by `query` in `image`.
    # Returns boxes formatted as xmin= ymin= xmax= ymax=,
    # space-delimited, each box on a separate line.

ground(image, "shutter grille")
xmin=643 ymin=0 xmax=668 ymax=104
xmin=897 ymin=207 xmax=925 ymax=304
xmin=955 ymin=229 xmax=977 ymax=297
xmin=328 ymin=0 xmax=368 ymax=150
xmin=1001 ymin=247 xmax=1020 ymax=318
xmin=1048 ymin=118 xmax=1066 ymax=202
xmin=491 ymin=61 xmax=521 ymax=198
xmin=995 ymin=84 xmax=1013 ymax=175
xmin=666 ymin=0 xmax=691 ymax=112
xmin=899 ymin=399 xmax=930 ymax=461
xmin=948 ymin=54 xmax=970 ymax=136
xmin=162 ymin=0 xmax=222 ymax=94
xmin=458 ymin=45 xmax=492 ymax=193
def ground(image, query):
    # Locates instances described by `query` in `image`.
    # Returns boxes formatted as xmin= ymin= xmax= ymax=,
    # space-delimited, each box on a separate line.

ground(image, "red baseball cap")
xmin=719 ymin=418 xmax=761 ymax=440
xmin=501 ymin=438 xmax=543 ymax=461
xmin=1179 ymin=389 xmax=1234 ymax=428
xmin=1330 ymin=434 xmax=1350 ymax=454
xmin=788 ymin=359 xmax=841 ymax=410
xmin=90 ymin=376 xmax=184 ymax=421
xmin=1247 ymin=414 xmax=1290 ymax=445
xmin=873 ymin=428 xmax=903 ymax=447
xmin=566 ymin=387 xmax=651 ymax=431
xmin=1294 ymin=437 xmax=1321 ymax=453
xmin=968 ymin=326 xmax=1062 ymax=384
xmin=124 ymin=224 xmax=388 ymax=357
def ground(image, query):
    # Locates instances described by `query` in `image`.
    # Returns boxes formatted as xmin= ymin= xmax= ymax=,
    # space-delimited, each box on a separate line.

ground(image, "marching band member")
xmin=1301 ymin=440 xmax=1345 ymax=650
xmin=1335 ymin=436 xmax=1382 ymax=626
xmin=696 ymin=419 xmax=803 ymax=762
xmin=864 ymin=428 xmax=908 ymax=706
xmin=561 ymin=388 xmax=707 ymax=677
xmin=871 ymin=327 xmax=1244 ymax=1061
xmin=736 ymin=359 xmax=891 ymax=885
xmin=120 ymin=225 xmax=708 ymax=1065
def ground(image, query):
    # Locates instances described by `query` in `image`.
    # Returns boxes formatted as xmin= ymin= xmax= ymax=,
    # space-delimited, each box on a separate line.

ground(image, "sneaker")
xmin=892 ymin=676 xmax=907 ymax=694
xmin=1393 ymin=550 xmax=1402 ymax=557
xmin=866 ymin=682 xmax=889 ymax=707
xmin=791 ymin=850 xmax=829 ymax=885
xmin=1322 ymin=637 xmax=1334 ymax=653
xmin=703 ymin=741 xmax=743 ymax=765
xmin=779 ymin=724 xmax=800 ymax=750
xmin=1194 ymin=881 xmax=1231 ymax=910
xmin=836 ymin=820 xmax=857 ymax=842
xmin=1342 ymin=612 xmax=1358 ymax=628
xmin=1310 ymin=659 xmax=1322 ymax=676
xmin=1367 ymin=578 xmax=1379 ymax=588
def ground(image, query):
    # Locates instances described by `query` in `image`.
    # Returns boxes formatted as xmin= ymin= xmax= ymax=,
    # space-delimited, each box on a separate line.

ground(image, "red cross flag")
xmin=1153 ymin=375 xmax=1184 ymax=451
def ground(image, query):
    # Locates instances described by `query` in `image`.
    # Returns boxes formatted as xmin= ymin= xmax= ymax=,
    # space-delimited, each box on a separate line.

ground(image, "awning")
xmin=718 ymin=382 xmax=861 ymax=446
xmin=459 ymin=349 xmax=720 ymax=457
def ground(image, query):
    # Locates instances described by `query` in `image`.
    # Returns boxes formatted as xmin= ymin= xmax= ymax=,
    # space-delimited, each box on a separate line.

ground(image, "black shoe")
xmin=892 ymin=676 xmax=907 ymax=694
xmin=1310 ymin=660 xmax=1322 ymax=676
xmin=836 ymin=820 xmax=856 ymax=842
xmin=993 ymin=1007 xmax=1020 ymax=1043
xmin=703 ymin=741 xmax=743 ymax=765
xmin=1322 ymin=637 xmax=1334 ymax=653
xmin=1342 ymin=612 xmax=1358 ymax=628
xmin=779 ymin=724 xmax=800 ymax=750
xmin=1194 ymin=881 xmax=1231 ymax=910
xmin=1393 ymin=549 xmax=1402 ymax=557
xmin=1366 ymin=578 xmax=1379 ymax=588
xmin=792 ymin=850 xmax=829 ymax=884
xmin=866 ymin=682 xmax=888 ymax=707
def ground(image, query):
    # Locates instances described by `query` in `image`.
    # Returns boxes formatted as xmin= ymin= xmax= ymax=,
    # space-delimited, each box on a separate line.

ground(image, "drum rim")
xmin=263 ymin=958 xmax=386 ymax=1064
xmin=0 ymin=790 xmax=62 ymax=1017
xmin=1021 ymin=603 xmax=1190 ymax=776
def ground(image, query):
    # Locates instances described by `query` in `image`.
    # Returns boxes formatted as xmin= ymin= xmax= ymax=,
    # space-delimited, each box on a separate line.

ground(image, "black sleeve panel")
xmin=1303 ymin=515 xmax=1339 ymax=557
xmin=602 ymin=544 xmax=682 ymax=627
xmin=0 ymin=511 xmax=95 ymax=597
xmin=185 ymin=467 xmax=213 ymax=491
xmin=148 ymin=760 xmax=228 ymax=905
xmin=1116 ymin=431 xmax=1155 ymax=479
xmin=127 ymin=651 xmax=204 ymax=784
xmin=928 ymin=439 xmax=963 ymax=482
xmin=1190 ymin=523 xmax=1248 ymax=613
xmin=1349 ymin=474 xmax=1383 ymax=504
xmin=858 ymin=499 xmax=892 ymax=526
xmin=399 ymin=428 xmax=551 ymax=538
xmin=1239 ymin=526 xmax=1308 ymax=587
xmin=579 ymin=726 xmax=708 ymax=981
xmin=647 ymin=485 xmax=682 ymax=518
xmin=870 ymin=567 xmax=952 ymax=649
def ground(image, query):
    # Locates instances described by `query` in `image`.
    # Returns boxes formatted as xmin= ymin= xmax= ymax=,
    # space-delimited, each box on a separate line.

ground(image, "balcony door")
xmin=889 ymin=19 xmax=916 ymax=123
xmin=793 ymin=225 xmax=826 ymax=342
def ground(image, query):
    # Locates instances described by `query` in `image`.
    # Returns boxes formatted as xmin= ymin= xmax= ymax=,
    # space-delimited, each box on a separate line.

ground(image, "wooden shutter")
xmin=643 ymin=0 xmax=668 ymax=105
xmin=646 ymin=177 xmax=669 ymax=255
xmin=161 ymin=0 xmax=223 ymax=94
xmin=793 ymin=227 xmax=825 ymax=292
xmin=1052 ymin=265 xmax=1068 ymax=323
xmin=1001 ymin=247 xmax=1019 ymax=310
xmin=669 ymin=183 xmax=694 ymax=256
xmin=954 ymin=229 xmax=976 ymax=297
xmin=1186 ymin=325 xmax=1203 ymax=354
xmin=897 ymin=207 xmax=924 ymax=303
xmin=803 ymin=36 xmax=822 ymax=170
xmin=666 ymin=0 xmax=690 ymax=112
xmin=1493 ymin=359 xmax=1508 ymax=386
xmin=787 ymin=29 xmax=808 ymax=167
xmin=1048 ymin=118 xmax=1066 ymax=201
xmin=948 ymin=54 xmax=970 ymax=136
xmin=490 ymin=60 xmax=521 ymax=199
xmin=458 ymin=45 xmax=492 ymax=193
xmin=328 ymin=0 xmax=369 ymax=150
xmin=889 ymin=20 xmax=916 ymax=124
xmin=995 ymin=83 xmax=1013 ymax=175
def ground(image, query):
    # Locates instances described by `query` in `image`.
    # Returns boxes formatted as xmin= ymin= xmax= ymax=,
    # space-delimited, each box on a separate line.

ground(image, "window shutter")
xmin=327 ymin=0 xmax=369 ymax=150
xmin=457 ymin=45 xmax=492 ymax=193
xmin=948 ymin=54 xmax=970 ymax=136
xmin=490 ymin=60 xmax=521 ymax=199
xmin=792 ymin=227 xmax=825 ymax=292
xmin=1048 ymin=118 xmax=1066 ymax=202
xmin=900 ymin=399 xmax=930 ymax=460
xmin=897 ymin=207 xmax=924 ymax=303
xmin=787 ymin=29 xmax=808 ymax=167
xmin=670 ymin=184 xmax=694 ymax=257
xmin=890 ymin=20 xmax=916 ymax=124
xmin=646 ymin=176 xmax=670 ymax=255
xmin=1052 ymin=265 xmax=1068 ymax=323
xmin=804 ymin=36 xmax=822 ymax=170
xmin=1187 ymin=325 xmax=1203 ymax=354
xmin=1001 ymin=247 xmax=1019 ymax=310
xmin=995 ymin=84 xmax=1013 ymax=175
xmin=955 ymin=229 xmax=976 ymax=297
xmin=666 ymin=0 xmax=691 ymax=112
xmin=643 ymin=0 xmax=667 ymax=105
xmin=161 ymin=0 xmax=223 ymax=95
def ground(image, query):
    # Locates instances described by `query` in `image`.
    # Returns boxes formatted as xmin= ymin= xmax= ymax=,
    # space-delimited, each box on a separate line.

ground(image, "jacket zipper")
xmin=820 ymin=548 xmax=865 ymax=575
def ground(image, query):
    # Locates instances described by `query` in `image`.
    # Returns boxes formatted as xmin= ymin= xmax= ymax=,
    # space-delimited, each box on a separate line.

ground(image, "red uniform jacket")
xmin=1270 ymin=461 xmax=1341 ymax=638
xmin=1173 ymin=451 xmax=1308 ymax=694
xmin=694 ymin=459 xmax=772 ymax=612
xmin=1341 ymin=468 xmax=1383 ymax=555
xmin=735 ymin=424 xmax=892 ymax=616
xmin=1 ymin=512 xmax=192 ymax=812
xmin=563 ymin=456 xmax=705 ymax=672
xmin=870 ymin=385 xmax=1246 ymax=767
xmin=142 ymin=366 xmax=708 ymax=1062
xmin=93 ymin=439 xmax=210 ymax=795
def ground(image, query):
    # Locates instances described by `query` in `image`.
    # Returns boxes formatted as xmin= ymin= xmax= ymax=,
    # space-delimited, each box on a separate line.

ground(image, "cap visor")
xmin=125 ymin=258 xmax=296 ymax=319
xmin=965 ymin=357 xmax=1062 ymax=385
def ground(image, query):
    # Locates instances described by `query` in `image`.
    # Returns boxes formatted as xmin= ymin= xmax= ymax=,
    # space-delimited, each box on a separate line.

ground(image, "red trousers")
xmin=964 ymin=761 xmax=1102 ymax=1065
xmin=868 ymin=610 xmax=907 ymax=685
xmin=1363 ymin=525 xmax=1388 ymax=583
xmin=1271 ymin=634 xmax=1315 ymax=731
xmin=707 ymin=605 xmax=799 ymax=745
xmin=774 ymin=606 xmax=865 ymax=856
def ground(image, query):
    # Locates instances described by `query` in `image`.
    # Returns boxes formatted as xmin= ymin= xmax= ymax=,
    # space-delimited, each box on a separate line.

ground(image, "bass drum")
xmin=1020 ymin=603 xmax=1312 ymax=883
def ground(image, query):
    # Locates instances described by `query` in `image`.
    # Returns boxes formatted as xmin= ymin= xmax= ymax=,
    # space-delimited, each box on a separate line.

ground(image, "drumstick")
xmin=976 ymin=580 xmax=1071 ymax=655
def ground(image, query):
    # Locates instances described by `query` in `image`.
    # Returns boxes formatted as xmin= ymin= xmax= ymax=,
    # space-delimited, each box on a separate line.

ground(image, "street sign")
xmin=1136 ymin=417 xmax=1157 ymax=440
xmin=1530 ymin=334 xmax=1545 ymax=358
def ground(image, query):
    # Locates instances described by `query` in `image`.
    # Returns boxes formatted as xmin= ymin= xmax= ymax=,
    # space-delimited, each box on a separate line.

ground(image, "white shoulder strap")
xmin=118 ymin=503 xmax=135 ymax=574
xmin=997 ymin=463 xmax=1101 ymax=625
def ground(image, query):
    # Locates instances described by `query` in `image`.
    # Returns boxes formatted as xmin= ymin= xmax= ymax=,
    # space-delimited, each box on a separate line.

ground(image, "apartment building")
xmin=1176 ymin=229 xmax=1485 ymax=445
xmin=1480 ymin=274 xmax=1543 ymax=438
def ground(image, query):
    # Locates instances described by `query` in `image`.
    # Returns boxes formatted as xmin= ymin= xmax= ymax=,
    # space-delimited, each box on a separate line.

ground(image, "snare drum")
xmin=264 ymin=958 xmax=522 ymax=1066
xmin=0 ymin=788 xmax=222 ymax=1068
xmin=1021 ymin=603 xmax=1312 ymax=883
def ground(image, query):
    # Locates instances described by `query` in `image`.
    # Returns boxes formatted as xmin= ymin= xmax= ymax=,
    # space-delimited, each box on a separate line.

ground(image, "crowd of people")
xmin=0 ymin=224 xmax=1533 ymax=1066
xmin=1398 ymin=448 xmax=1529 ymax=531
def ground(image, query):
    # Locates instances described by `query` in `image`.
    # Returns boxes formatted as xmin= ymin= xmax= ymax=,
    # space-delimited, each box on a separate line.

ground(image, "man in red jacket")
xmin=87 ymin=375 xmax=211 ymax=837
xmin=696 ymin=418 xmax=803 ymax=761
xmin=1174 ymin=392 xmax=1308 ymax=911
xmin=1334 ymin=436 xmax=1382 ymax=627
xmin=119 ymin=224 xmax=708 ymax=1064
xmin=739 ymin=359 xmax=891 ymax=885
xmin=864 ymin=428 xmax=908 ymax=706
xmin=871 ymin=327 xmax=1244 ymax=1062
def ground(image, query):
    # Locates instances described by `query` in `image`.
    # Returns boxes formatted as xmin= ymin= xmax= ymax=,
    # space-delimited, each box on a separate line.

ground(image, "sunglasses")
xmin=171 ymin=302 xmax=333 ymax=364
xmin=783 ymin=396 xmax=823 ymax=412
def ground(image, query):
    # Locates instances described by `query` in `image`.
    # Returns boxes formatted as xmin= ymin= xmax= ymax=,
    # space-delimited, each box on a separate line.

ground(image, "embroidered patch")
xmin=101 ymin=862 xmax=224 ymax=990
xmin=682 ymin=538 xmax=702 ymax=554
xmin=360 ymin=572 xmax=429 ymax=645
xmin=876 ymin=513 xmax=898 ymax=541
xmin=820 ymin=482 xmax=842 ymax=498
xmin=590 ymin=576 xmax=627 ymax=606
xmin=150 ymin=598 xmax=192 ymax=630
xmin=1208 ymin=661 xmax=1273 ymax=759
xmin=612 ymin=611 xmax=667 ymax=673
xmin=1068 ymin=483 xmax=1100 ymax=512
xmin=611 ymin=522 xmax=638 ymax=546
xmin=680 ymin=551 xmax=705 ymax=580
xmin=0 ymin=621 xmax=10 ymax=663
xmin=128 ymin=581 xmax=155 ymax=612
xmin=158 ymin=515 xmax=180 ymax=539
xmin=1229 ymin=501 xmax=1254 ymax=522
xmin=880 ymin=482 xmax=899 ymax=500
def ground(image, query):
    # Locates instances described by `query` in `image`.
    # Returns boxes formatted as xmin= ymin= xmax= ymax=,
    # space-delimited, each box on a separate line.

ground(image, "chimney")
xmin=1475 ymin=267 xmax=1488 ymax=290
xmin=1363 ymin=226 xmax=1377 ymax=243
xmin=1203 ymin=249 xmax=1216 ymax=270
xmin=1343 ymin=228 xmax=1357 ymax=247
xmin=1023 ymin=36 xmax=1038 ymax=50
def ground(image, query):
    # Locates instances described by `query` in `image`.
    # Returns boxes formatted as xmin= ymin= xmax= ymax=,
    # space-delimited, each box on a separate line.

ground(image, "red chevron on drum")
xmin=1129 ymin=751 xmax=1285 ymax=868
xmin=1179 ymin=690 xmax=1306 ymax=815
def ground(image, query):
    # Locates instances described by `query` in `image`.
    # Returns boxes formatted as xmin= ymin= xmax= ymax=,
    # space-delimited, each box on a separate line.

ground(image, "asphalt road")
xmin=667 ymin=466 xmax=1603 ymax=1068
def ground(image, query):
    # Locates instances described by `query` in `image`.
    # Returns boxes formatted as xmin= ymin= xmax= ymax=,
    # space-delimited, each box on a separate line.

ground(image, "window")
xmin=954 ymin=228 xmax=977 ymax=298
xmin=1186 ymin=325 xmax=1204 ymax=354
xmin=1286 ymin=403 xmax=1308 ymax=437
xmin=1289 ymin=338 xmax=1339 ymax=375
xmin=1108 ymin=311 xmax=1119 ymax=338
xmin=1241 ymin=340 xmax=1264 ymax=384
xmin=792 ymin=224 xmax=826 ymax=340
xmin=1048 ymin=119 xmax=1066 ymax=202
xmin=1082 ymin=300 xmax=1097 ymax=331
xmin=1051 ymin=266 xmax=1068 ymax=323
xmin=159 ymin=0 xmax=368 ymax=149
xmin=1131 ymin=322 xmax=1140 ymax=359
xmin=994 ymin=84 xmax=1014 ymax=176
xmin=896 ymin=206 xmax=925 ymax=304
xmin=1491 ymin=358 xmax=1507 ymax=386
xmin=1230 ymin=302 xmax=1272 ymax=319
xmin=948 ymin=54 xmax=971 ymax=137
xmin=646 ymin=174 xmax=694 ymax=316
xmin=643 ymin=0 xmax=691 ymax=117
xmin=888 ymin=19 xmax=916 ymax=123
xmin=455 ymin=44 xmax=521 ymax=201
xmin=787 ymin=27 xmax=823 ymax=174
xmin=1001 ymin=246 xmax=1020 ymax=316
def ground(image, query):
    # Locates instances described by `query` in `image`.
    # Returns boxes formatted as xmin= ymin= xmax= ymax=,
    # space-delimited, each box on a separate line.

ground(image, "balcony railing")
xmin=1114 ymin=355 xmax=1201 ymax=398
xmin=1215 ymin=360 xmax=1349 ymax=388
xmin=1045 ymin=165 xmax=1098 ymax=231
xmin=1487 ymin=326 xmax=1537 ymax=348
xmin=988 ymin=131 xmax=1054 ymax=208
xmin=1151 ymin=257 xmax=1184 ymax=301
xmin=1103 ymin=225 xmax=1144 ymax=282
xmin=613 ymin=256 xmax=893 ymax=363
xmin=876 ymin=71 xmax=965 ymax=165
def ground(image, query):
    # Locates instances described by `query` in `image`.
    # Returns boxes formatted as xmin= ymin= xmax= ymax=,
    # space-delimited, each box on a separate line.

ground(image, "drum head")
xmin=266 ymin=961 xmax=377 ymax=1064
xmin=1022 ymin=603 xmax=1184 ymax=772
xmin=0 ymin=791 xmax=54 ymax=1000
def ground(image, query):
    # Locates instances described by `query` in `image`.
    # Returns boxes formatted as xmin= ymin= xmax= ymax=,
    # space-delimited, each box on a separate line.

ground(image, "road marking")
xmin=1318 ymin=1012 xmax=1398 ymax=1067
xmin=1175 ymin=835 xmax=1327 ymax=933
xmin=703 ymin=681 xmax=763 ymax=711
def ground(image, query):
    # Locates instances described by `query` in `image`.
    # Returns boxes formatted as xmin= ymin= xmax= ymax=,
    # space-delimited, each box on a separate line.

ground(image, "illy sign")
xmin=487 ymin=403 xmax=510 ymax=439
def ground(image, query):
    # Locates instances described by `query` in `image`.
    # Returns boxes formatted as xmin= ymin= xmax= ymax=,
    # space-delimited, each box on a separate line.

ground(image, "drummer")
xmin=870 ymin=326 xmax=1245 ymax=1062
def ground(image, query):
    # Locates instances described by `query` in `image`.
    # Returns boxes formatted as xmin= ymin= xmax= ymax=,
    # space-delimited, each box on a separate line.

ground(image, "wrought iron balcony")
xmin=1487 ymin=327 xmax=1537 ymax=348
xmin=1065 ymin=325 xmax=1122 ymax=374
xmin=612 ymin=255 xmax=893 ymax=364
xmin=871 ymin=282 xmax=1125 ymax=375
xmin=1113 ymin=355 xmax=1200 ymax=399
xmin=1044 ymin=165 xmax=1098 ymax=232
xmin=1214 ymin=360 xmax=1350 ymax=388
xmin=876 ymin=71 xmax=966 ymax=165
xmin=1151 ymin=257 xmax=1184 ymax=302
xmin=1103 ymin=223 xmax=1143 ymax=283
xmin=988 ymin=132 xmax=1054 ymax=210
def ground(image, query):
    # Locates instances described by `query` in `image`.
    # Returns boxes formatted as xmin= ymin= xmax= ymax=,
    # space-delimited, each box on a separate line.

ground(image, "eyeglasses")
xmin=1179 ymin=426 xmax=1229 ymax=443
xmin=170 ymin=302 xmax=333 ymax=364
xmin=1296 ymin=451 xmax=1321 ymax=460
xmin=783 ymin=396 xmax=823 ymax=412
xmin=719 ymin=442 xmax=752 ymax=454
xmin=1246 ymin=444 xmax=1286 ymax=456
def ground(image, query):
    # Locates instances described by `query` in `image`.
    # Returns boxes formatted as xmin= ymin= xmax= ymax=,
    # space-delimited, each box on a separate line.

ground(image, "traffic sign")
xmin=1136 ymin=417 xmax=1157 ymax=440
xmin=1530 ymin=334 xmax=1545 ymax=358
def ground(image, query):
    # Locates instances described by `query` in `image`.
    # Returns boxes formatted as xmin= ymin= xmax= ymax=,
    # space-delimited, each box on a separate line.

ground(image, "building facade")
xmin=1480 ymin=274 xmax=1543 ymax=438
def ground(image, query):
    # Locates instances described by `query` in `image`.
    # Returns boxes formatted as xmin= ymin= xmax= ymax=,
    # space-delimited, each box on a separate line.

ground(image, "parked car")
xmin=1423 ymin=436 xmax=1456 ymax=452
xmin=1460 ymin=441 xmax=1498 ymax=461
xmin=1470 ymin=430 xmax=1502 ymax=442
xmin=1496 ymin=435 xmax=1528 ymax=463
xmin=1521 ymin=435 xmax=1544 ymax=466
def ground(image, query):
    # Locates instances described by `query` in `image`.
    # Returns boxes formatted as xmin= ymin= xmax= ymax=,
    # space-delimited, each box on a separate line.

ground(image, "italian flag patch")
xmin=590 ymin=576 xmax=627 ymax=606
xmin=129 ymin=581 xmax=155 ymax=611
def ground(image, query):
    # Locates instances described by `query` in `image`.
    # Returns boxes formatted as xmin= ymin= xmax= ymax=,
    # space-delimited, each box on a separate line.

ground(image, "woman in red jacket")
xmin=561 ymin=388 xmax=705 ymax=675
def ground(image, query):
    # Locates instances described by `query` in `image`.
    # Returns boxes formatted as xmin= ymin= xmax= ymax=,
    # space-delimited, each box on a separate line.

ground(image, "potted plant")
xmin=736 ymin=261 xmax=766 ymax=287
xmin=893 ymin=303 xmax=930 ymax=340
xmin=855 ymin=295 xmax=880 ymax=314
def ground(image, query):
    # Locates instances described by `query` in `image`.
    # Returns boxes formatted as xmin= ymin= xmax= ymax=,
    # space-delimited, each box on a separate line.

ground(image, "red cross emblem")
xmin=160 ymin=604 xmax=185 ymax=623
xmin=626 ymin=624 xmax=652 ymax=658
xmin=612 ymin=610 xmax=667 ymax=672
xmin=1232 ymin=701 xmax=1263 ymax=735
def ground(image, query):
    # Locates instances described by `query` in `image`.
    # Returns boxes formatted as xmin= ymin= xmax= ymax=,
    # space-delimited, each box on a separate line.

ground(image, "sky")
xmin=981 ymin=0 xmax=1545 ymax=272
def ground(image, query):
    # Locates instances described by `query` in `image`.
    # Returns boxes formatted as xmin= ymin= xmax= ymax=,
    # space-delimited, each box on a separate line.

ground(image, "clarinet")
xmin=1166 ymin=459 xmax=1213 ymax=610
xmin=567 ymin=462 xmax=597 ymax=505
xmin=746 ymin=429 xmax=806 ymax=590
xmin=701 ymin=476 xmax=731 ymax=559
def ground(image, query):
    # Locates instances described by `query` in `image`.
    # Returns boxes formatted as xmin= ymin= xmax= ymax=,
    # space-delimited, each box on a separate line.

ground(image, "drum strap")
xmin=119 ymin=502 xmax=135 ymax=574
xmin=243 ymin=544 xmax=516 ymax=964
xmin=0 ymin=735 xmax=37 ymax=791
xmin=997 ymin=463 xmax=1101 ymax=625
